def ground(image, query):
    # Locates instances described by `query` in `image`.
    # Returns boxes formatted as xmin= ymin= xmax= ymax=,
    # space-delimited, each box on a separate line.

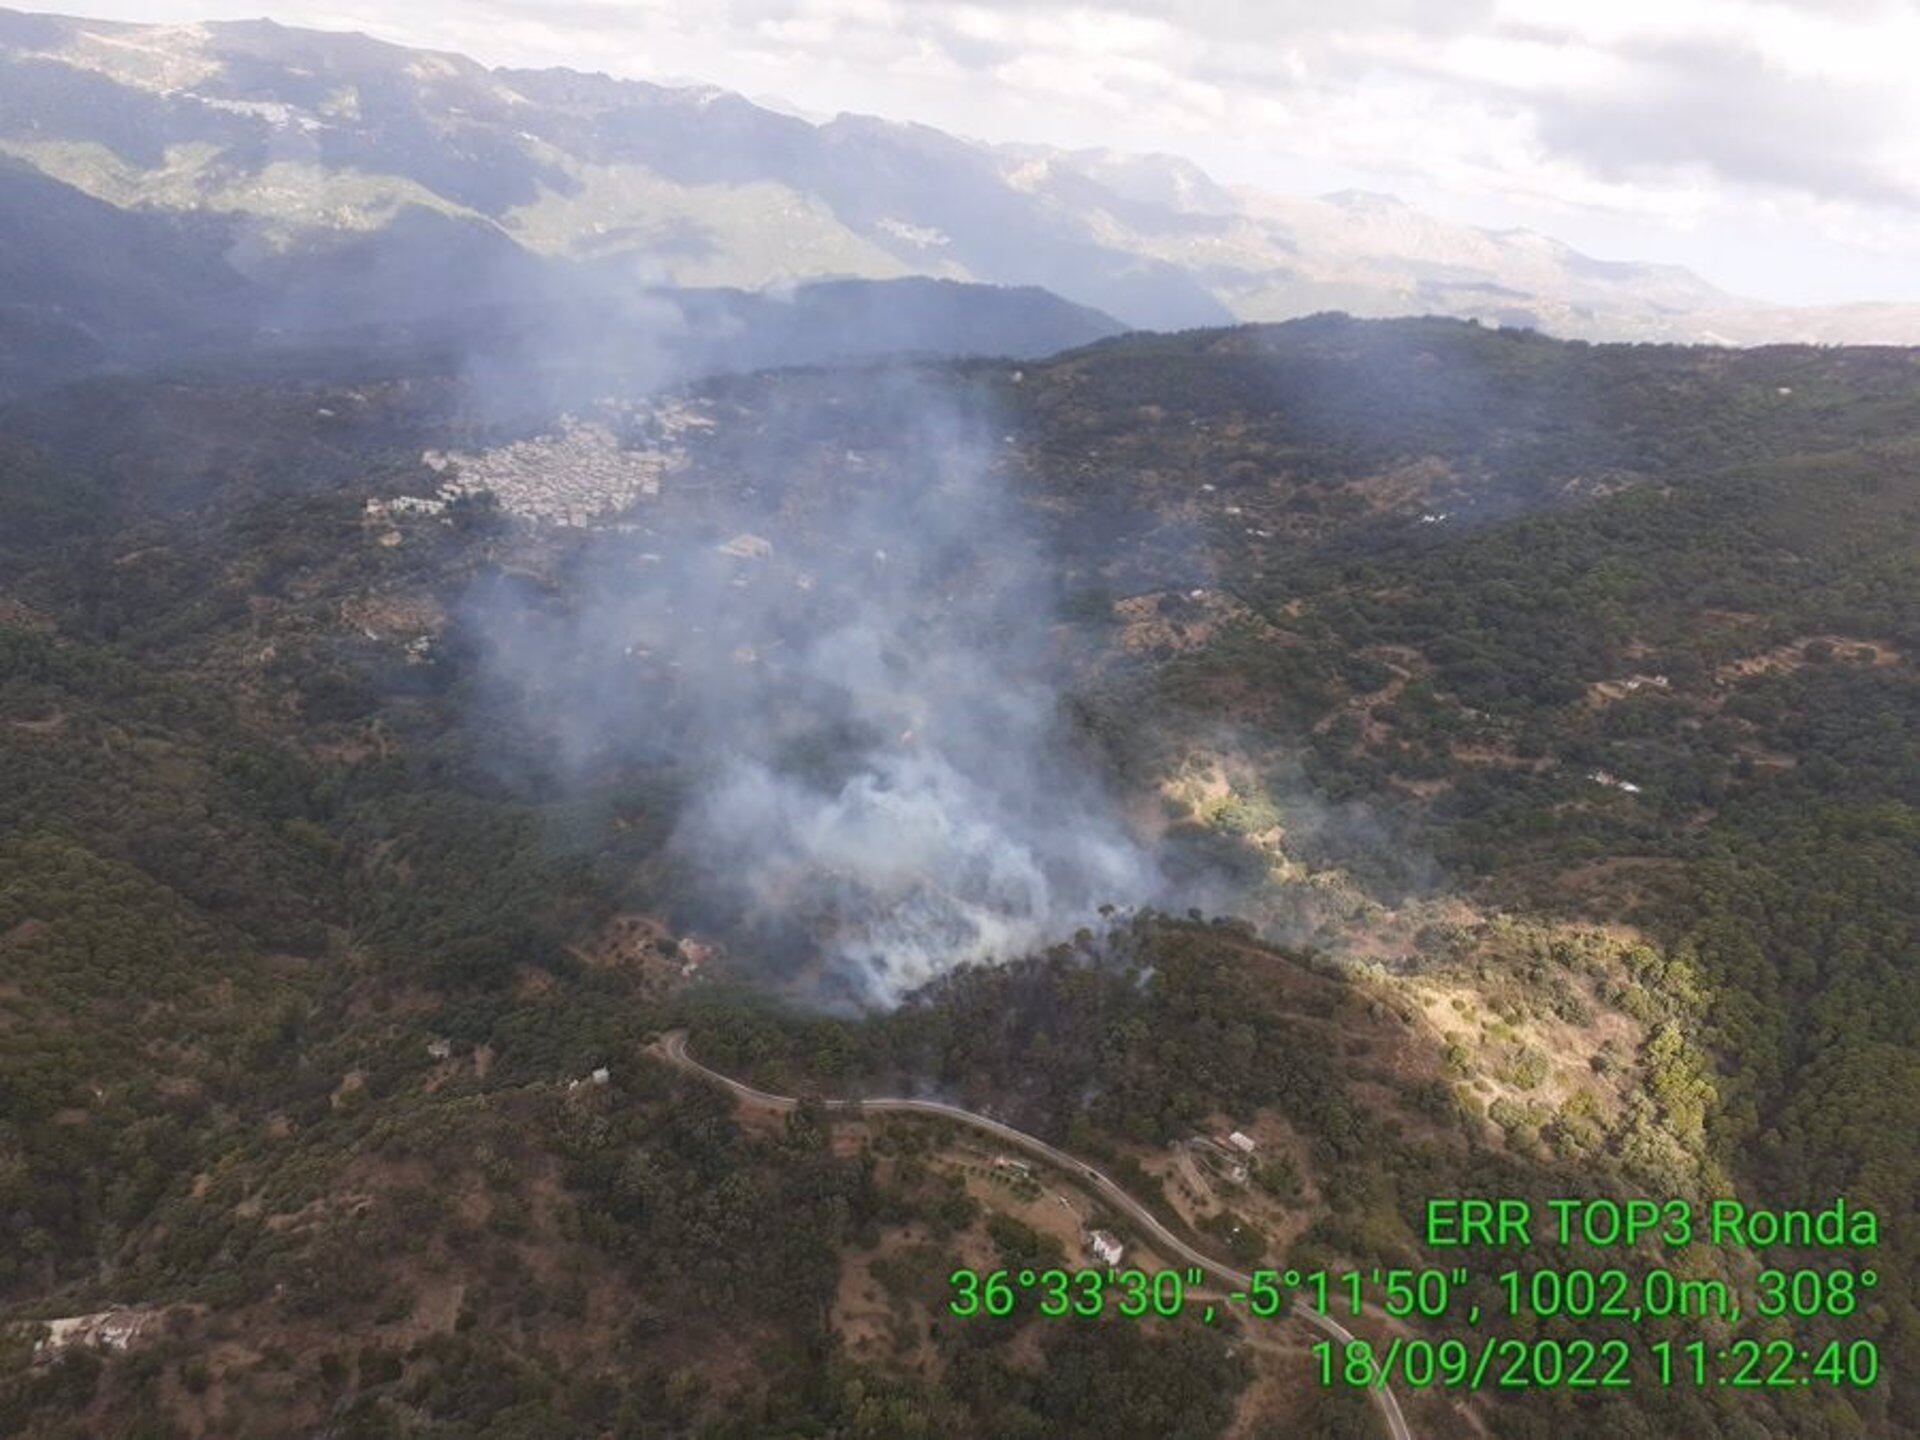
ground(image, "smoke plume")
xmin=470 ymin=367 xmax=1158 ymax=1004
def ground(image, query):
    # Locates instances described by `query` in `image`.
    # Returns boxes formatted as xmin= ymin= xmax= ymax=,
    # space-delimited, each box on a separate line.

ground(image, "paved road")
xmin=654 ymin=1031 xmax=1412 ymax=1440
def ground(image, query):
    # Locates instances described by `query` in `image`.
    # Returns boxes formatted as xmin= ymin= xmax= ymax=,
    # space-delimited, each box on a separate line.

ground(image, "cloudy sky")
xmin=68 ymin=0 xmax=1920 ymax=304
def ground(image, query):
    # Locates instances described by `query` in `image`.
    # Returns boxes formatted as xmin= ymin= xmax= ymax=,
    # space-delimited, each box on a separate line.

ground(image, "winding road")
xmin=653 ymin=1031 xmax=1412 ymax=1440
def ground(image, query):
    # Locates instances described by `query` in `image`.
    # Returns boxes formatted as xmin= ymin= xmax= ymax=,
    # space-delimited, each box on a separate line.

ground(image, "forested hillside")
xmin=0 ymin=317 xmax=1913 ymax=1437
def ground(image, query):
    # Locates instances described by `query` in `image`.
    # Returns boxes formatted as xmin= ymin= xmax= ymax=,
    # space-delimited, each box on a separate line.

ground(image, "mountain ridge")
xmin=3 ymin=5 xmax=1919 ymax=348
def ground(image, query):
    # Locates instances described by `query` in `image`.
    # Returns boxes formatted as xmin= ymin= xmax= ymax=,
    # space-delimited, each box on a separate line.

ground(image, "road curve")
xmin=653 ymin=1031 xmax=1413 ymax=1440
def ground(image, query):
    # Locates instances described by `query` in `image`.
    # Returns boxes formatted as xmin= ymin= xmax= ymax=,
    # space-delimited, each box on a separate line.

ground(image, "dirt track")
xmin=653 ymin=1030 xmax=1413 ymax=1440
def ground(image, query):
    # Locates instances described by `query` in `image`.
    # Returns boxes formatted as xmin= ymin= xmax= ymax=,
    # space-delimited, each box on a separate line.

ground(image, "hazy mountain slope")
xmin=0 ymin=157 xmax=255 ymax=389
xmin=0 ymin=11 xmax=1130 ymax=395
xmin=0 ymin=9 xmax=1227 ymax=332
xmin=0 ymin=148 xmax=1125 ymax=402
xmin=3 ymin=6 xmax=1915 ymax=344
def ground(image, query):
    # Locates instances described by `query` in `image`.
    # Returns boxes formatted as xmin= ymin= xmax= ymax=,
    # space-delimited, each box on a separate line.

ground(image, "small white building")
xmin=1588 ymin=770 xmax=1643 ymax=794
xmin=33 ymin=1310 xmax=148 ymax=1362
xmin=1088 ymin=1230 xmax=1125 ymax=1267
xmin=365 ymin=495 xmax=446 ymax=519
xmin=1226 ymin=1130 xmax=1257 ymax=1156
xmin=717 ymin=533 xmax=772 ymax=559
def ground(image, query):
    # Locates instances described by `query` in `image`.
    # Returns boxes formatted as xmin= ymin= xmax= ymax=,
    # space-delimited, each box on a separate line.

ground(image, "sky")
xmin=59 ymin=0 xmax=1920 ymax=305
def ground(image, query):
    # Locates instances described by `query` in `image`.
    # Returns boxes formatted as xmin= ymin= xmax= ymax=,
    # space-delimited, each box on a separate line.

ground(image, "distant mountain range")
xmin=1 ymin=3 xmax=1916 ymax=394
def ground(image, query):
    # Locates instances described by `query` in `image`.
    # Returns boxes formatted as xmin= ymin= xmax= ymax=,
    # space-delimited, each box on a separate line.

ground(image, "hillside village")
xmin=415 ymin=400 xmax=716 ymax=526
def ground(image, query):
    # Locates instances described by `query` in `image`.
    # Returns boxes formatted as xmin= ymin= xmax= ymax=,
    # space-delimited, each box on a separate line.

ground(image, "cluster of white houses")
xmin=421 ymin=419 xmax=670 ymax=526
xmin=411 ymin=401 xmax=715 ymax=528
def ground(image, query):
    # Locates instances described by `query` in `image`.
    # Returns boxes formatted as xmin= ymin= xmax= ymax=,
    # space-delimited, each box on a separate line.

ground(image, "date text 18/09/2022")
xmin=945 ymin=1195 xmax=1885 ymax=1394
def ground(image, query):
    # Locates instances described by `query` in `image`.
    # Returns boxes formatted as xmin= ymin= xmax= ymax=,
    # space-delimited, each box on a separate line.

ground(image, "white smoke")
xmin=469 ymin=366 xmax=1161 ymax=1004
xmin=689 ymin=701 xmax=1154 ymax=1004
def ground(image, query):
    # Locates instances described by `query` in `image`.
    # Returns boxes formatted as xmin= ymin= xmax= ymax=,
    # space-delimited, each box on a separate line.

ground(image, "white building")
xmin=33 ymin=1310 xmax=148 ymax=1361
xmin=1088 ymin=1230 xmax=1125 ymax=1267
